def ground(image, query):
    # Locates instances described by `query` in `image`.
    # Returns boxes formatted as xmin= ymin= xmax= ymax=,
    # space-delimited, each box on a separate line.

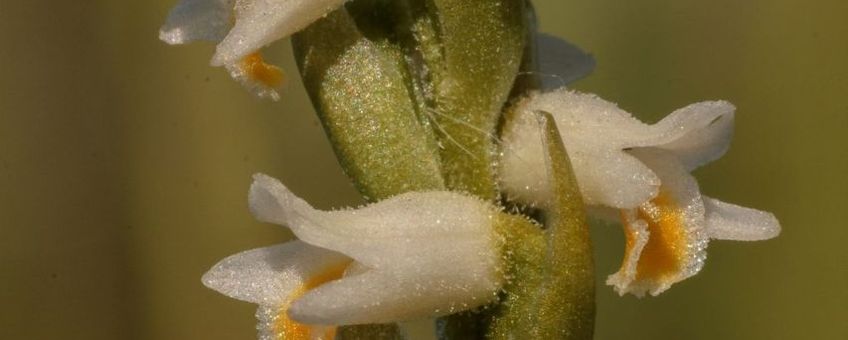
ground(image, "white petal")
xmin=537 ymin=33 xmax=595 ymax=89
xmin=703 ymin=196 xmax=781 ymax=241
xmin=575 ymin=151 xmax=660 ymax=208
xmin=248 ymin=173 xmax=313 ymax=226
xmin=211 ymin=0 xmax=348 ymax=66
xmin=499 ymin=90 xmax=659 ymax=208
xmin=643 ymin=101 xmax=735 ymax=171
xmin=201 ymin=241 xmax=350 ymax=305
xmin=533 ymin=89 xmax=653 ymax=146
xmin=606 ymin=149 xmax=709 ymax=296
xmin=289 ymin=268 xmax=498 ymax=325
xmin=249 ymin=173 xmax=499 ymax=269
xmin=160 ymin=0 xmax=235 ymax=45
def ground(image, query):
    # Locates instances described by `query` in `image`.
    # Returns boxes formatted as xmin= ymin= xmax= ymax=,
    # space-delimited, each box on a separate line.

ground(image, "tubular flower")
xmin=499 ymin=89 xmax=780 ymax=296
xmin=159 ymin=0 xmax=348 ymax=100
xmin=202 ymin=174 xmax=508 ymax=338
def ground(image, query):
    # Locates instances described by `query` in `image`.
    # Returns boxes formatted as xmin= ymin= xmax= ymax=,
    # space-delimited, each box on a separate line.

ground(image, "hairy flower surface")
xmin=160 ymin=0 xmax=348 ymax=99
xmin=499 ymin=89 xmax=780 ymax=296
xmin=202 ymin=174 xmax=506 ymax=338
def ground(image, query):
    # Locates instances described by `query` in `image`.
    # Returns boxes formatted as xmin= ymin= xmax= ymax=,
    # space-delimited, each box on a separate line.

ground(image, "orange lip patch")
xmin=631 ymin=191 xmax=687 ymax=282
xmin=274 ymin=262 xmax=350 ymax=340
xmin=241 ymin=52 xmax=284 ymax=89
xmin=612 ymin=189 xmax=696 ymax=296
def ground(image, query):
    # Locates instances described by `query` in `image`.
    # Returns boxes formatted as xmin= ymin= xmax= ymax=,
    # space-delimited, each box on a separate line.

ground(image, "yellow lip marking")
xmin=620 ymin=190 xmax=688 ymax=284
xmin=241 ymin=52 xmax=284 ymax=89
xmin=274 ymin=261 xmax=351 ymax=340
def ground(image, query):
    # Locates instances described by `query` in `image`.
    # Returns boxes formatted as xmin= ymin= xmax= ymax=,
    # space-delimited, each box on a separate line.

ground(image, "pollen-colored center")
xmin=241 ymin=52 xmax=284 ymax=89
xmin=274 ymin=262 xmax=350 ymax=340
xmin=622 ymin=190 xmax=688 ymax=282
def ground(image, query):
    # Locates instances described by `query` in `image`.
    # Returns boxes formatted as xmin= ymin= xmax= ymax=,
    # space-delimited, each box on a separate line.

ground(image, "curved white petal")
xmin=289 ymin=268 xmax=498 ymax=325
xmin=201 ymin=241 xmax=350 ymax=305
xmin=499 ymin=90 xmax=659 ymax=208
xmin=250 ymin=174 xmax=499 ymax=268
xmin=537 ymin=33 xmax=595 ymax=89
xmin=211 ymin=0 xmax=348 ymax=66
xmin=576 ymin=151 xmax=660 ymax=208
xmin=249 ymin=174 xmax=503 ymax=324
xmin=703 ymin=196 xmax=781 ymax=241
xmin=528 ymin=89 xmax=652 ymax=147
xmin=640 ymin=101 xmax=735 ymax=171
xmin=606 ymin=149 xmax=709 ymax=297
xmin=160 ymin=0 xmax=235 ymax=45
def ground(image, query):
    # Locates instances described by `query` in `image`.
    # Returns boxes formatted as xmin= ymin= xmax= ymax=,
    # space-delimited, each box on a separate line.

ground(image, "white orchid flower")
xmin=202 ymin=174 xmax=507 ymax=338
xmin=499 ymin=89 xmax=780 ymax=296
xmin=160 ymin=0 xmax=348 ymax=100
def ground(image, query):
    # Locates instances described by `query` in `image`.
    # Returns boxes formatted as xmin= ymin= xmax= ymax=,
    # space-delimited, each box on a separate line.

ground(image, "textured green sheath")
xmin=292 ymin=7 xmax=444 ymax=202
xmin=489 ymin=112 xmax=595 ymax=339
xmin=406 ymin=0 xmax=527 ymax=199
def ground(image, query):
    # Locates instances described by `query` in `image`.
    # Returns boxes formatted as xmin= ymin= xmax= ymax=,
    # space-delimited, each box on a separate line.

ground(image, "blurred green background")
xmin=1 ymin=0 xmax=845 ymax=339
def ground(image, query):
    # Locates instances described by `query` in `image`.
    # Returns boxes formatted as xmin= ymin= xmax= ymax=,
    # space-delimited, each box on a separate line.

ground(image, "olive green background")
xmin=1 ymin=0 xmax=845 ymax=339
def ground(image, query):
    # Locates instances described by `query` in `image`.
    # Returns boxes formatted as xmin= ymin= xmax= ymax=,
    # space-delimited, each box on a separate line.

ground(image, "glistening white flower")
xmin=160 ymin=0 xmax=348 ymax=100
xmin=499 ymin=89 xmax=780 ymax=296
xmin=202 ymin=174 xmax=506 ymax=338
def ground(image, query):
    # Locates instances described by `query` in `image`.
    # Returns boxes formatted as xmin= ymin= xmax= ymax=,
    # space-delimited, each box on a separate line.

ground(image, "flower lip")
xmin=607 ymin=148 xmax=780 ymax=296
xmin=606 ymin=149 xmax=708 ymax=296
